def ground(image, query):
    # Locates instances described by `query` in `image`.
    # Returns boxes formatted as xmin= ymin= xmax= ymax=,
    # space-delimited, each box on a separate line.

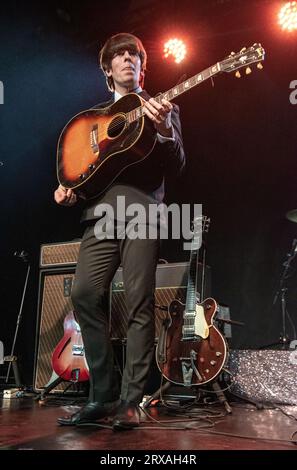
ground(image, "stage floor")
xmin=0 ymin=396 xmax=297 ymax=451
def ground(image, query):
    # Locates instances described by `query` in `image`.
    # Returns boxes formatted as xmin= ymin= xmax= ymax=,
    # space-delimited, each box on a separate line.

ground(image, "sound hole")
xmin=107 ymin=115 xmax=127 ymax=138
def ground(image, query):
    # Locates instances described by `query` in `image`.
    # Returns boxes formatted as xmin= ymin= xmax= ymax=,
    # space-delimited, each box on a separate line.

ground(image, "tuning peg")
xmin=245 ymin=67 xmax=252 ymax=75
xmin=257 ymin=62 xmax=263 ymax=70
xmin=235 ymin=71 xmax=241 ymax=78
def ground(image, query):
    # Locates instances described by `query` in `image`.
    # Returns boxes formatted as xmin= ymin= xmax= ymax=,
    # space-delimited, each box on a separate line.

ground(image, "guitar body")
xmin=57 ymin=93 xmax=156 ymax=200
xmin=51 ymin=311 xmax=89 ymax=382
xmin=156 ymin=298 xmax=227 ymax=386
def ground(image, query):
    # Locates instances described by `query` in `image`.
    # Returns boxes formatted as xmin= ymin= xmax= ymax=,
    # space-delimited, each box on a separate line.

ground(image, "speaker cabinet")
xmin=34 ymin=268 xmax=75 ymax=391
xmin=110 ymin=262 xmax=211 ymax=340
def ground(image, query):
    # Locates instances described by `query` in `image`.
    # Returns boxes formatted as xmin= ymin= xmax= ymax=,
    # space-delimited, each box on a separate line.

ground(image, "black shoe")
xmin=57 ymin=401 xmax=118 ymax=426
xmin=112 ymin=401 xmax=140 ymax=431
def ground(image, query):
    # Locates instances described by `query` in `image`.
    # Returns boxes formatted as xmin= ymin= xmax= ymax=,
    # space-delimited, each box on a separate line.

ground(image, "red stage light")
xmin=278 ymin=1 xmax=297 ymax=31
xmin=163 ymin=38 xmax=187 ymax=63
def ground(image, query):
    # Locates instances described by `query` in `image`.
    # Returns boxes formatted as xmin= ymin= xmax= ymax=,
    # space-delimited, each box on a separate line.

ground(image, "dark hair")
xmin=99 ymin=33 xmax=147 ymax=91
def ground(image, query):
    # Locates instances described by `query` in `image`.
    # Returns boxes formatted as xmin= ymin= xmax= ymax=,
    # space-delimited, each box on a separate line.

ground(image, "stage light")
xmin=278 ymin=1 xmax=297 ymax=32
xmin=163 ymin=38 xmax=187 ymax=64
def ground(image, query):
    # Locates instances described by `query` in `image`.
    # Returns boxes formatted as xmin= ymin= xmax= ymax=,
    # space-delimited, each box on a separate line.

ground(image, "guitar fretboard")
xmin=185 ymin=232 xmax=200 ymax=313
xmin=126 ymin=62 xmax=221 ymax=124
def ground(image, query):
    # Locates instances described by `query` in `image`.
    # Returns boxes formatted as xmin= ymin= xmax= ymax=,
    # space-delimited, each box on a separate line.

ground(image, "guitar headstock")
xmin=190 ymin=215 xmax=210 ymax=251
xmin=220 ymin=43 xmax=265 ymax=77
xmin=192 ymin=215 xmax=211 ymax=234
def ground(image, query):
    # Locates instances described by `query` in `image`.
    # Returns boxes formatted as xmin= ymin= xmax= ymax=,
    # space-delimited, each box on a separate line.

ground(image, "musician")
xmin=54 ymin=33 xmax=185 ymax=430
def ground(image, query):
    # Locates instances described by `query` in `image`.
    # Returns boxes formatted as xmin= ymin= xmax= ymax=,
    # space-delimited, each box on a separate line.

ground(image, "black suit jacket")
xmin=81 ymin=90 xmax=185 ymax=223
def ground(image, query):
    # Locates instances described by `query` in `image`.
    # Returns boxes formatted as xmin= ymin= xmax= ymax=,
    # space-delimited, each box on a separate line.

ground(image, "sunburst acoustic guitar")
xmin=57 ymin=44 xmax=265 ymax=200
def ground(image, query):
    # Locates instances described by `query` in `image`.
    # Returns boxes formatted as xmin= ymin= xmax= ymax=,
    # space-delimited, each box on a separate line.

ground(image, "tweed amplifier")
xmin=110 ymin=262 xmax=211 ymax=340
xmin=40 ymin=241 xmax=81 ymax=268
xmin=34 ymin=268 xmax=76 ymax=391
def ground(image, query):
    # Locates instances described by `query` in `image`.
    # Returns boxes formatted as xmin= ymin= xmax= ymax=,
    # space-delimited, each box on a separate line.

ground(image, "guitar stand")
xmin=36 ymin=372 xmax=84 ymax=402
xmin=143 ymin=379 xmax=233 ymax=414
xmin=36 ymin=375 xmax=64 ymax=402
xmin=227 ymin=389 xmax=264 ymax=410
xmin=211 ymin=380 xmax=232 ymax=414
xmin=150 ymin=305 xmax=232 ymax=413
xmin=142 ymin=381 xmax=171 ymax=409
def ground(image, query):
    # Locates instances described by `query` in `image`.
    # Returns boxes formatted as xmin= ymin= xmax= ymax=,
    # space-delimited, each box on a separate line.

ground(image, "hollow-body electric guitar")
xmin=51 ymin=311 xmax=89 ymax=382
xmin=156 ymin=217 xmax=227 ymax=386
xmin=57 ymin=44 xmax=265 ymax=200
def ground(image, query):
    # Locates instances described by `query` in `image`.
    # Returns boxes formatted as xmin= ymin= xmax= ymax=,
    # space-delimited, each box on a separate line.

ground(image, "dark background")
xmin=0 ymin=0 xmax=296 ymax=386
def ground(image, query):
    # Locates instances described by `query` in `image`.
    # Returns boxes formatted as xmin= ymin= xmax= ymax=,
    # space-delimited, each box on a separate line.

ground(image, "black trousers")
xmin=71 ymin=223 xmax=160 ymax=405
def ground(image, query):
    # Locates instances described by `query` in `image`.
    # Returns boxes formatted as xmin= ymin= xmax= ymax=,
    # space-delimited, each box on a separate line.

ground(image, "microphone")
xmin=14 ymin=250 xmax=29 ymax=262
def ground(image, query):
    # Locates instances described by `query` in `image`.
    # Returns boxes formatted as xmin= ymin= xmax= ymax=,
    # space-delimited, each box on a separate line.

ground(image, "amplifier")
xmin=34 ymin=268 xmax=76 ymax=392
xmin=40 ymin=241 xmax=81 ymax=268
xmin=110 ymin=262 xmax=211 ymax=340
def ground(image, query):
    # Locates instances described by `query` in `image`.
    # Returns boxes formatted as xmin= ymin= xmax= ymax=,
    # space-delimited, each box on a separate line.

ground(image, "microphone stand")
xmin=262 ymin=239 xmax=297 ymax=349
xmin=5 ymin=251 xmax=31 ymax=385
xmin=275 ymin=239 xmax=297 ymax=347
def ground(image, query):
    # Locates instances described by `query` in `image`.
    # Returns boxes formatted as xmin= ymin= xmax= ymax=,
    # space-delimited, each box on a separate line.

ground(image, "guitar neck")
xmin=184 ymin=216 xmax=210 ymax=314
xmin=185 ymin=249 xmax=199 ymax=313
xmin=127 ymin=62 xmax=222 ymax=123
xmin=185 ymin=219 xmax=203 ymax=312
xmin=157 ymin=62 xmax=221 ymax=103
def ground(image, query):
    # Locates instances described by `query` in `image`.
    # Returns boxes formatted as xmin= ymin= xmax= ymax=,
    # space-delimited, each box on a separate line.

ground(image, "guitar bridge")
xmin=90 ymin=124 xmax=99 ymax=154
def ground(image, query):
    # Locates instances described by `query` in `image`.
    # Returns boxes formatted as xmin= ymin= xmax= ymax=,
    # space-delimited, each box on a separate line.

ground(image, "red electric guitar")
xmin=57 ymin=44 xmax=265 ymax=200
xmin=51 ymin=311 xmax=89 ymax=382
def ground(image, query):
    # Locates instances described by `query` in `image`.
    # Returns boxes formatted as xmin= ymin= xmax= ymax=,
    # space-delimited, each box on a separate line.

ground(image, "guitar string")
xmin=105 ymin=89 xmax=179 ymax=134
xmin=105 ymin=75 xmax=211 ymax=134
xmin=104 ymin=77 xmax=199 ymax=135
xmin=105 ymin=87 xmax=182 ymax=134
xmin=182 ymin=230 xmax=197 ymax=362
xmin=104 ymin=106 xmax=147 ymax=134
xmin=183 ymin=220 xmax=205 ymax=382
xmin=86 ymin=50 xmax=264 ymax=145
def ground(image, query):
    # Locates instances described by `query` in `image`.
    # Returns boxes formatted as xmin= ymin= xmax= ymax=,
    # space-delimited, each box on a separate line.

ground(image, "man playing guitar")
xmin=54 ymin=32 xmax=185 ymax=430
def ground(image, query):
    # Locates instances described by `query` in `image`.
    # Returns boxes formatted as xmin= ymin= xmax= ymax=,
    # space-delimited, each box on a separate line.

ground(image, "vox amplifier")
xmin=110 ymin=261 xmax=211 ymax=340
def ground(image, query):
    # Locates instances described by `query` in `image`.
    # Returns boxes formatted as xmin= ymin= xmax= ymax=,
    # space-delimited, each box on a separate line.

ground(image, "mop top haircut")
xmin=99 ymin=33 xmax=147 ymax=91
